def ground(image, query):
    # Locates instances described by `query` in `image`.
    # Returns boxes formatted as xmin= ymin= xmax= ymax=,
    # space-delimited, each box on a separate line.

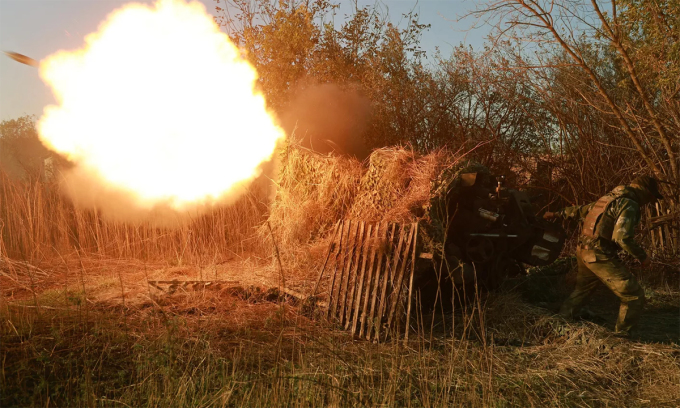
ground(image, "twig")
xmin=312 ymin=222 xmax=340 ymax=298
xmin=267 ymin=221 xmax=286 ymax=291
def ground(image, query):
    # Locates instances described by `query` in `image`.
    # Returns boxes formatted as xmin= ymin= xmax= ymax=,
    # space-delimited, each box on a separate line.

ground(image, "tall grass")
xmin=2 ymin=152 xmax=679 ymax=407
xmin=2 ymin=279 xmax=678 ymax=408
xmin=0 ymin=170 xmax=266 ymax=263
xmin=263 ymin=144 xmax=461 ymax=271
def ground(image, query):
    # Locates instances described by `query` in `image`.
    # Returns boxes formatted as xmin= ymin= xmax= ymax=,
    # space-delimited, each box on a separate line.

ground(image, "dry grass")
xmin=1 ymin=258 xmax=678 ymax=407
xmin=2 ymin=147 xmax=679 ymax=407
xmin=263 ymin=144 xmax=363 ymax=268
xmin=349 ymin=147 xmax=456 ymax=224
xmin=0 ymin=170 xmax=266 ymax=264
xmin=263 ymin=143 xmax=462 ymax=274
xmin=1 ymin=143 xmax=457 ymax=282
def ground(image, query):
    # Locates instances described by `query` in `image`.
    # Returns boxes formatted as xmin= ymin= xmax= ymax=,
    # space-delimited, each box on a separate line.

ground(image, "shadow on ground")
xmin=514 ymin=257 xmax=680 ymax=345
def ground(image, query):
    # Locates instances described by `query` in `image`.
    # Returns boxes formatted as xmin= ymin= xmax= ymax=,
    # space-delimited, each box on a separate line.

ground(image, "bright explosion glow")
xmin=38 ymin=0 xmax=285 ymax=211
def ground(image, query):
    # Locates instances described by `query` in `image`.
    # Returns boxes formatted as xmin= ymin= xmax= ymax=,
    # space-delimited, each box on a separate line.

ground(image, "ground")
xmin=1 ymin=255 xmax=679 ymax=407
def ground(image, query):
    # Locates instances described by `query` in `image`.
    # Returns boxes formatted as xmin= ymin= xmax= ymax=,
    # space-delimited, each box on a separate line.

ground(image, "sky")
xmin=0 ymin=0 xmax=490 ymax=121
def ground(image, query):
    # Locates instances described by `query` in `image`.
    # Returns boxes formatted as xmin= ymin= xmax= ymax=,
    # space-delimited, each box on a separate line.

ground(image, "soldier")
xmin=543 ymin=176 xmax=664 ymax=337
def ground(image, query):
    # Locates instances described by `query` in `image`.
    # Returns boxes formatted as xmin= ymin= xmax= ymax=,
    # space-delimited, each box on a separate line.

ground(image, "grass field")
xmin=2 ymin=166 xmax=679 ymax=407
xmin=2 ymin=254 xmax=678 ymax=408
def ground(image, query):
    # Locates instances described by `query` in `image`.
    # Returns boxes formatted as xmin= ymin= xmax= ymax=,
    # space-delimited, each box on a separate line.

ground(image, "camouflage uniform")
xmin=556 ymin=185 xmax=651 ymax=335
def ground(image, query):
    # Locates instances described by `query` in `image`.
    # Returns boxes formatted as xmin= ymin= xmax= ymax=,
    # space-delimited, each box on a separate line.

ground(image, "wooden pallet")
xmin=316 ymin=220 xmax=418 ymax=342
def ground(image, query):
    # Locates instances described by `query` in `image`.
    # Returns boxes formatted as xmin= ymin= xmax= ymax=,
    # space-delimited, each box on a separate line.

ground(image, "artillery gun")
xmin=426 ymin=165 xmax=565 ymax=289
xmin=319 ymin=160 xmax=565 ymax=341
xmin=6 ymin=50 xmax=566 ymax=339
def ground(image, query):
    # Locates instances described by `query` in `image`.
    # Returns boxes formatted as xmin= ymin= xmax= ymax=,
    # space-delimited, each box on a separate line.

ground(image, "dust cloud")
xmin=280 ymin=84 xmax=371 ymax=161
xmin=56 ymin=163 xmax=259 ymax=227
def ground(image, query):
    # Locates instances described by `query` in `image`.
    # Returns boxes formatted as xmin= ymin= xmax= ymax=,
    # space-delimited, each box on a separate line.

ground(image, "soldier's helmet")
xmin=630 ymin=175 xmax=664 ymax=201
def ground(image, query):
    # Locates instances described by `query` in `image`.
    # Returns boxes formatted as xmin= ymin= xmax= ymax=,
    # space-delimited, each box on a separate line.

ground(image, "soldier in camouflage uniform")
xmin=543 ymin=176 xmax=664 ymax=336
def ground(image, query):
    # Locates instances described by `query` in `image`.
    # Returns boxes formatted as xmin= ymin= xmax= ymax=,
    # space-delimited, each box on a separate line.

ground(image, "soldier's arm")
xmin=555 ymin=203 xmax=595 ymax=221
xmin=612 ymin=201 xmax=647 ymax=261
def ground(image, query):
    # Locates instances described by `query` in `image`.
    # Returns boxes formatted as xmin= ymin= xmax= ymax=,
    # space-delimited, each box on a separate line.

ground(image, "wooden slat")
xmin=338 ymin=221 xmax=359 ymax=324
xmin=656 ymin=203 xmax=666 ymax=251
xmin=349 ymin=223 xmax=372 ymax=333
xmin=366 ymin=223 xmax=389 ymax=340
xmin=405 ymin=223 xmax=418 ymax=341
xmin=333 ymin=220 xmax=354 ymax=320
xmin=359 ymin=222 xmax=380 ymax=338
xmin=385 ymin=224 xmax=416 ymax=338
xmin=372 ymin=223 xmax=399 ymax=341
xmin=671 ymin=202 xmax=679 ymax=254
xmin=325 ymin=221 xmax=341 ymax=318
xmin=661 ymin=203 xmax=673 ymax=251
xmin=344 ymin=221 xmax=365 ymax=328
xmin=328 ymin=220 xmax=348 ymax=319
xmin=312 ymin=222 xmax=340 ymax=298
xmin=318 ymin=220 xmax=421 ymax=341
xmin=647 ymin=207 xmax=657 ymax=249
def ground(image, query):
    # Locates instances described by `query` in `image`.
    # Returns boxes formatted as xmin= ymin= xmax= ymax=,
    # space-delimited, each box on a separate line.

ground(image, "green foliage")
xmin=217 ymin=1 xmax=448 ymax=150
xmin=210 ymin=0 xmax=678 ymax=258
xmin=617 ymin=0 xmax=680 ymax=93
xmin=213 ymin=0 xmax=558 ymax=178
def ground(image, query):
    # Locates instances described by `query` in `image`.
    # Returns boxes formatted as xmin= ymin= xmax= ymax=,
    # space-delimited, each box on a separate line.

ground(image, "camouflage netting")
xmin=263 ymin=141 xmax=489 ymax=269
xmin=348 ymin=148 xmax=413 ymax=221
xmin=264 ymin=143 xmax=362 ymax=261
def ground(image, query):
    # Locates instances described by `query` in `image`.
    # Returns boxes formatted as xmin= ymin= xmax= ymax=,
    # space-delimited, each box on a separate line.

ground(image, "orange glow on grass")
xmin=38 ymin=0 xmax=284 ymax=211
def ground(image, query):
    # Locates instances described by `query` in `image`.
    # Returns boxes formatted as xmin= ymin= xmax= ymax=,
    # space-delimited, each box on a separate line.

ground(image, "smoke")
xmin=56 ymin=162 xmax=259 ymax=226
xmin=280 ymin=84 xmax=371 ymax=161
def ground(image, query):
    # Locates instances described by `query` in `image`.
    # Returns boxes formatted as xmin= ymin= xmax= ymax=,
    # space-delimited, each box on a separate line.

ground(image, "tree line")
xmin=216 ymin=0 xmax=679 ymax=207
xmin=3 ymin=0 xmax=678 ymax=208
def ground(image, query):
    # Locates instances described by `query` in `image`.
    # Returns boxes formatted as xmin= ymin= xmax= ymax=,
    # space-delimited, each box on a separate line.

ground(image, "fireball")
xmin=38 ymin=0 xmax=285 ymax=211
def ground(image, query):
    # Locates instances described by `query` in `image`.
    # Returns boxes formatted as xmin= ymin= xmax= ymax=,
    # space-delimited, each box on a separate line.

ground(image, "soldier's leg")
xmin=559 ymin=255 xmax=600 ymax=319
xmin=586 ymin=258 xmax=645 ymax=334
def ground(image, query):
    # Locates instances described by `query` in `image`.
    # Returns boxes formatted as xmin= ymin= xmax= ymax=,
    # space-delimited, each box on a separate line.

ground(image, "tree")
xmin=0 ymin=115 xmax=51 ymax=179
xmin=214 ymin=0 xmax=439 ymax=155
xmin=476 ymin=1 xmax=678 ymax=176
